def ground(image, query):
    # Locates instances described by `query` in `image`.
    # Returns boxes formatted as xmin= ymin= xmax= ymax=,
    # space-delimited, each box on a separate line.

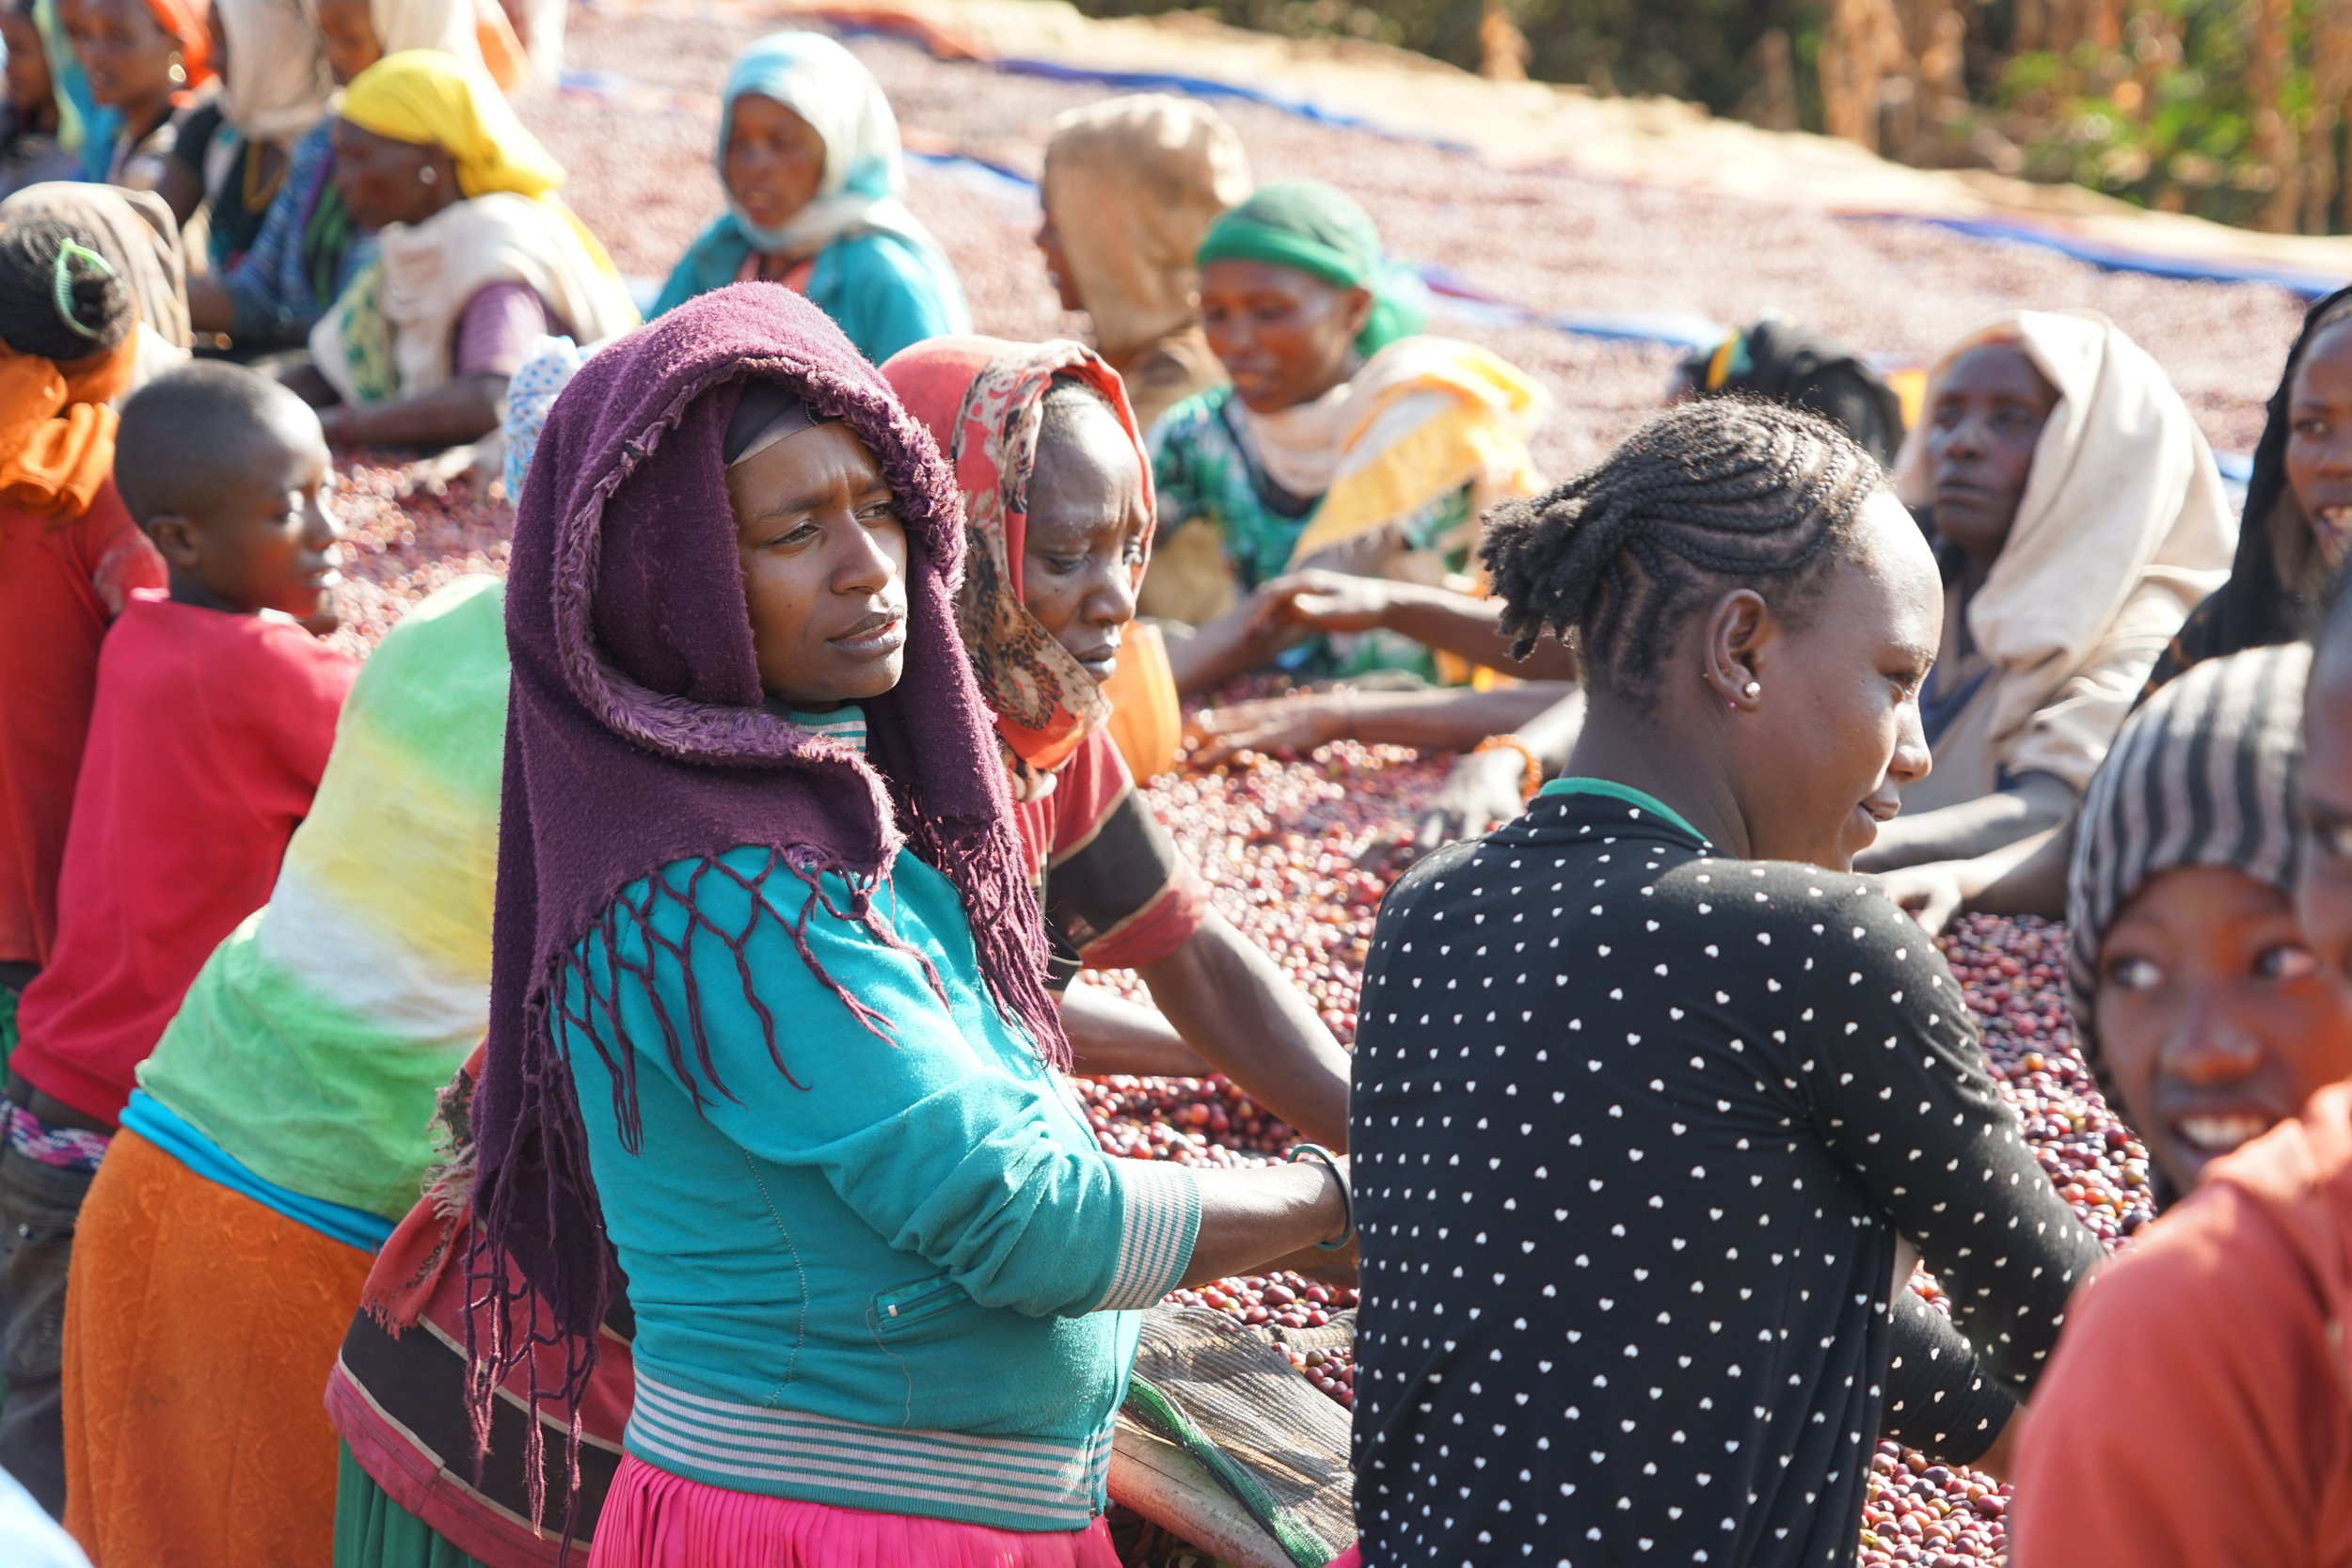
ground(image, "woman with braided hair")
xmin=1347 ymin=398 xmax=2102 ymax=1568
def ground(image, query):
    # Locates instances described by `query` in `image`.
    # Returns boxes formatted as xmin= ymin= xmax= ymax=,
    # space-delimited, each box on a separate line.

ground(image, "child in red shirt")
xmin=0 ymin=361 xmax=351 ymax=1513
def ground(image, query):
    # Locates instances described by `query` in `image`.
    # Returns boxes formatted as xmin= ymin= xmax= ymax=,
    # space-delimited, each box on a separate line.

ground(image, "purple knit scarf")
xmin=467 ymin=284 xmax=1065 ymax=1523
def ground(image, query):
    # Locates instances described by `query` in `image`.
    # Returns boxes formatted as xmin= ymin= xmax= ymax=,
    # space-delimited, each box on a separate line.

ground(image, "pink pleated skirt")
xmin=586 ymin=1454 xmax=1124 ymax=1568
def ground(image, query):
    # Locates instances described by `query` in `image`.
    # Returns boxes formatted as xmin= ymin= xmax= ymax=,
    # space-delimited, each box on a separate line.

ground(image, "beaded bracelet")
xmin=1287 ymin=1141 xmax=1355 ymax=1251
xmin=1470 ymin=733 xmax=1544 ymax=801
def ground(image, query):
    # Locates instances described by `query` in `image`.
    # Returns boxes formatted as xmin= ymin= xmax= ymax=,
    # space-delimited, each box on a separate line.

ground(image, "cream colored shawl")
xmin=1041 ymin=95 xmax=1251 ymax=370
xmin=1892 ymin=309 xmax=2234 ymax=802
xmin=372 ymin=0 xmax=483 ymax=62
xmin=215 ymin=0 xmax=333 ymax=149
xmin=310 ymin=192 xmax=639 ymax=405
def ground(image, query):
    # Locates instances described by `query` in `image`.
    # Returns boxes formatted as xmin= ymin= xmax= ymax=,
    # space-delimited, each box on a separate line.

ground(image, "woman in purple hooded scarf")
xmin=467 ymin=282 xmax=1351 ymax=1566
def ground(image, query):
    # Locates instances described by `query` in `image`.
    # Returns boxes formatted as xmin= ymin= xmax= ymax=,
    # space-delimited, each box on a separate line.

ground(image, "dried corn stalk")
xmin=1736 ymin=26 xmax=1803 ymax=131
xmin=1903 ymin=0 xmax=1967 ymax=150
xmin=2247 ymin=0 xmax=2301 ymax=230
xmin=1820 ymin=0 xmax=1914 ymax=150
xmin=1478 ymin=0 xmax=1531 ymax=81
xmin=2014 ymin=0 xmax=2046 ymax=55
xmin=2305 ymin=0 xmax=2352 ymax=230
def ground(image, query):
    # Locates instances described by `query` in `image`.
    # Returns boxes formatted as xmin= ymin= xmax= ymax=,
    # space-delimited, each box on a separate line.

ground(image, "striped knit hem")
xmin=1091 ymin=1159 xmax=1199 ymax=1312
xmin=787 ymin=708 xmax=868 ymax=753
xmin=624 ymin=1372 xmax=1114 ymax=1531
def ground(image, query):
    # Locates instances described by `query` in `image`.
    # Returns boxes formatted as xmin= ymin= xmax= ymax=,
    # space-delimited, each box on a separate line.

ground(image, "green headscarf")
xmin=1196 ymin=180 xmax=1425 ymax=356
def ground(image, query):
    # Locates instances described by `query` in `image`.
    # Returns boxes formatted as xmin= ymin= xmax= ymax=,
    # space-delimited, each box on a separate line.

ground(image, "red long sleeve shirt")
xmin=10 ymin=592 xmax=356 ymax=1123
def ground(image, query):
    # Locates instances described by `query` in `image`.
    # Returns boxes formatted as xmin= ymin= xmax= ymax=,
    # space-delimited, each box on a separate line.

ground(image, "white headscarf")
xmin=215 ymin=0 xmax=333 ymax=148
xmin=370 ymin=0 xmax=483 ymax=64
xmin=1893 ymin=309 xmax=2236 ymax=789
xmin=716 ymin=30 xmax=933 ymax=261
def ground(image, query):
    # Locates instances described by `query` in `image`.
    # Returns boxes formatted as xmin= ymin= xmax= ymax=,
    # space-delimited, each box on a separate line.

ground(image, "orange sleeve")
xmin=2008 ymin=1186 xmax=2341 ymax=1568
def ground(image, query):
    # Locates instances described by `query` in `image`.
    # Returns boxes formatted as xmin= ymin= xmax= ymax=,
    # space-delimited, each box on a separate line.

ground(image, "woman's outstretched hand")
xmin=1188 ymin=692 xmax=1354 ymax=767
xmin=1409 ymin=746 xmax=1529 ymax=851
xmin=1248 ymin=569 xmax=1397 ymax=636
xmin=1875 ymin=860 xmax=1971 ymax=935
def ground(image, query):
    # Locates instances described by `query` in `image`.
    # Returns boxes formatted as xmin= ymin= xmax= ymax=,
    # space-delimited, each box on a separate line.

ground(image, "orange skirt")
xmin=62 ymin=1128 xmax=374 ymax=1567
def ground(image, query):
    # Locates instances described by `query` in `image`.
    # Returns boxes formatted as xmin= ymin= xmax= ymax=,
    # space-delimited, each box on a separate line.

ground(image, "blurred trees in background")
xmin=1072 ymin=0 xmax=2352 ymax=233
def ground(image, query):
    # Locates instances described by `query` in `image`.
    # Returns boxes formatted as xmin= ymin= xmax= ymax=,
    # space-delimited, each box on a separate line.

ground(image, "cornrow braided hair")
xmin=1481 ymin=397 xmax=1886 ymax=703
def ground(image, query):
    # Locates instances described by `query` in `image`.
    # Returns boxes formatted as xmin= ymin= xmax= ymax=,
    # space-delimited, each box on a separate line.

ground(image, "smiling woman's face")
xmin=728 ymin=419 xmax=911 ymax=708
xmin=66 ymin=0 xmax=175 ymax=115
xmin=2096 ymin=863 xmax=2352 ymax=1194
xmin=1198 ymin=259 xmax=1371 ymax=416
xmin=1735 ymin=489 xmax=1942 ymax=872
xmin=2285 ymin=319 xmax=2352 ymax=569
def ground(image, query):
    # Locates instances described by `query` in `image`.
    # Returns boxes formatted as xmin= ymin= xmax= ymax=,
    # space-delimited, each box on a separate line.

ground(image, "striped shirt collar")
xmin=765 ymin=700 xmax=868 ymax=755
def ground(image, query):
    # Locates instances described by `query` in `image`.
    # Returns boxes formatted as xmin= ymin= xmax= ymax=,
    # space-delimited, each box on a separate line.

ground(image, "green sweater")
xmin=562 ymin=843 xmax=1199 ymax=1532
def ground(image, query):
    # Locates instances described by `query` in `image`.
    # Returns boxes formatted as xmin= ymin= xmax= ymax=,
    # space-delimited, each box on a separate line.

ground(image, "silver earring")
xmin=1741 ymin=680 xmax=1761 ymax=699
xmin=167 ymin=54 xmax=185 ymax=85
xmin=417 ymin=164 xmax=438 ymax=185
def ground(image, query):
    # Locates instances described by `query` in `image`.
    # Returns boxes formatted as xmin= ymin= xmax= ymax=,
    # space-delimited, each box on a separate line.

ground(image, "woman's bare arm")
xmin=1853 ymin=771 xmax=2075 ymax=874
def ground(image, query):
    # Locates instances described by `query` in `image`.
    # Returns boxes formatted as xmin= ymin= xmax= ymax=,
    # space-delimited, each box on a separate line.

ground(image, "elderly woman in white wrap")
xmin=1856 ymin=309 xmax=2235 ymax=872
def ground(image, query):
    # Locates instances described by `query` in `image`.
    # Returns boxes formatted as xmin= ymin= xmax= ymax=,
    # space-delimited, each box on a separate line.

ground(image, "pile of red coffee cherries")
xmin=1076 ymin=1074 xmax=1296 ymax=1163
xmin=1281 ymin=1343 xmax=1358 ymax=1410
xmin=1858 ymin=1443 xmax=2010 ymax=1565
xmin=1941 ymin=913 xmax=2154 ymax=1243
xmin=1164 ymin=1272 xmax=1354 ymax=1333
xmin=323 ymin=460 xmax=514 ymax=655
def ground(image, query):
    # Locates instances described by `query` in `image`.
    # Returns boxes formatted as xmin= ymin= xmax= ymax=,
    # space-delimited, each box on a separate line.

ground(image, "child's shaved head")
xmin=114 ymin=362 xmax=325 ymax=529
xmin=118 ymin=362 xmax=342 ymax=623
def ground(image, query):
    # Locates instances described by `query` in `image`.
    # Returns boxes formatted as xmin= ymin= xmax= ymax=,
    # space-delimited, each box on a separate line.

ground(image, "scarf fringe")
xmin=465 ymin=841 xmax=1035 ymax=1537
xmin=466 ymin=961 xmax=612 ymax=1544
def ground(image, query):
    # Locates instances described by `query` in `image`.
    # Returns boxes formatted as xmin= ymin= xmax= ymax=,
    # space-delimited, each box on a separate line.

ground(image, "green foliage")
xmin=1069 ymin=0 xmax=1812 ymax=103
xmin=1983 ymin=0 xmax=2338 ymax=230
xmin=1068 ymin=0 xmax=2352 ymax=230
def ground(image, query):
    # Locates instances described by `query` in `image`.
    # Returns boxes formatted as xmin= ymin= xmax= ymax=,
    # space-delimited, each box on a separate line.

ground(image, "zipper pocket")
xmin=870 ymin=1275 xmax=976 ymax=1338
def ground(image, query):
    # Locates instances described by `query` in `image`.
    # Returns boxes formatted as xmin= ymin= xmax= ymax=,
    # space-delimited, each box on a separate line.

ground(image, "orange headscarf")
xmin=141 ymin=0 xmax=217 ymax=98
xmin=0 ymin=335 xmax=135 ymax=518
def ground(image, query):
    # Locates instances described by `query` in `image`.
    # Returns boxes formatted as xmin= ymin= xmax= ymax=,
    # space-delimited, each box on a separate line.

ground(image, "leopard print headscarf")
xmin=885 ymin=336 xmax=1155 ymax=801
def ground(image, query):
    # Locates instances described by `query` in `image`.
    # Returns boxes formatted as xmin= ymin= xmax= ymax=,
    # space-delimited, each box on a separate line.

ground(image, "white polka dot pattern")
xmin=1347 ymin=790 xmax=2105 ymax=1568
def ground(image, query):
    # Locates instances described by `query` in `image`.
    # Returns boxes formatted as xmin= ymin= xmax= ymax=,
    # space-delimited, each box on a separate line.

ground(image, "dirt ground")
xmin=524 ymin=0 xmax=2310 ymax=479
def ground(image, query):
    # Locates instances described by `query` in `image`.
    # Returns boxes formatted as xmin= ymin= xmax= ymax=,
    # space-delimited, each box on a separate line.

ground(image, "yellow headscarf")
xmin=340 ymin=50 xmax=619 ymax=277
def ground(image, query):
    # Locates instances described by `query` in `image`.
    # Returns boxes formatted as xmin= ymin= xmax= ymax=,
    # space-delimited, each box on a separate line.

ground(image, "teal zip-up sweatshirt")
xmin=560 ymin=843 xmax=1199 ymax=1532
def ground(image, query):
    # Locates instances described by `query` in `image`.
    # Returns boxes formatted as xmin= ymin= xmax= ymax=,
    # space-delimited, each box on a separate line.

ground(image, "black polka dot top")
xmin=1349 ymin=782 xmax=2103 ymax=1568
